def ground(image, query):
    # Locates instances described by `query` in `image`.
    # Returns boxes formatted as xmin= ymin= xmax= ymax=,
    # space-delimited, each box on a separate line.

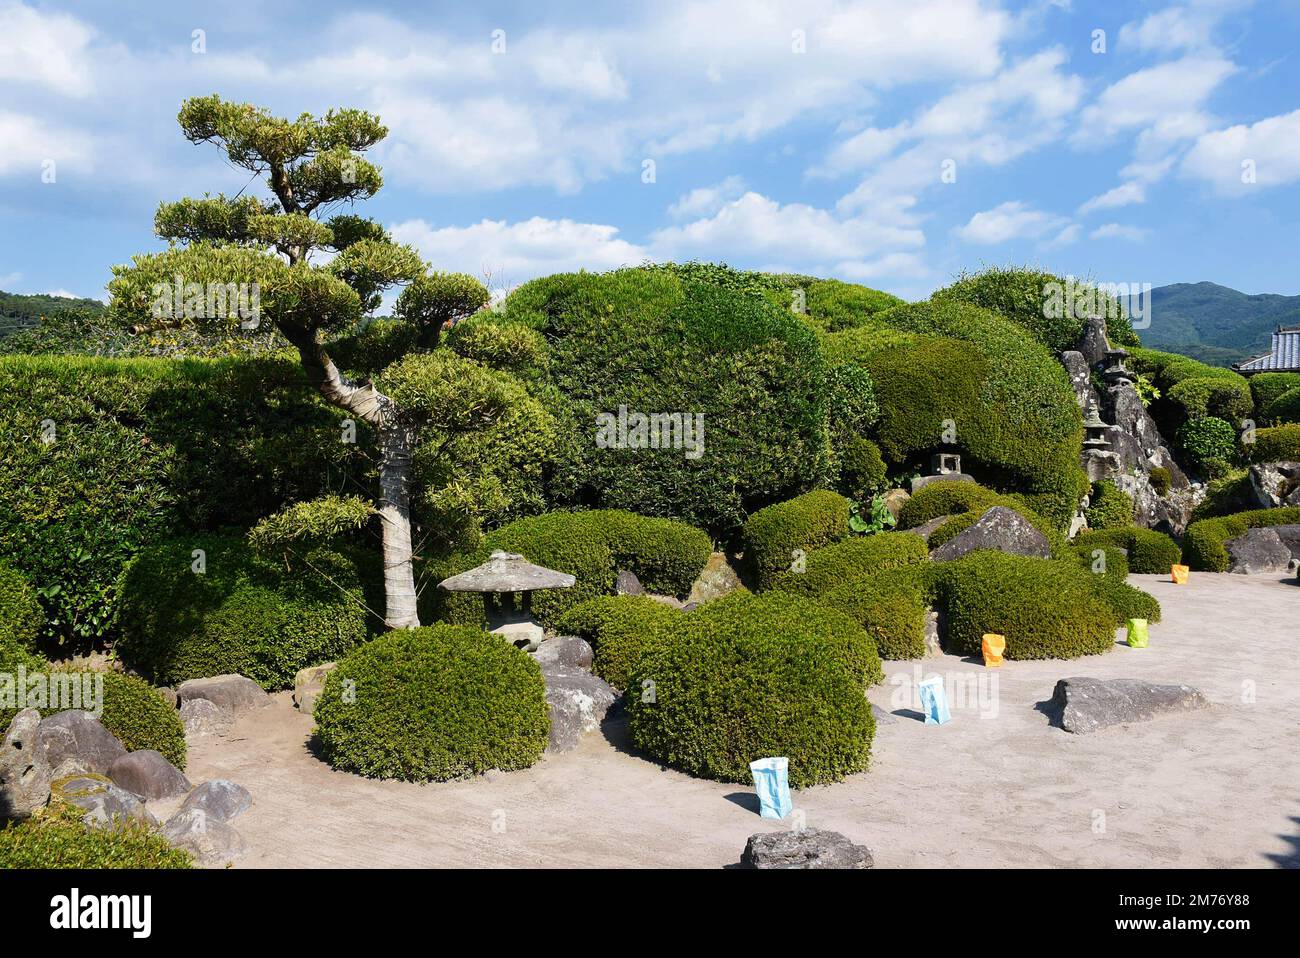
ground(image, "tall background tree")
xmin=108 ymin=96 xmax=491 ymax=628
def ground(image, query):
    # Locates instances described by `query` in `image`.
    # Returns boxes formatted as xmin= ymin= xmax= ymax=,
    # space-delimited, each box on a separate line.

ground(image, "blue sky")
xmin=2 ymin=0 xmax=1299 ymax=304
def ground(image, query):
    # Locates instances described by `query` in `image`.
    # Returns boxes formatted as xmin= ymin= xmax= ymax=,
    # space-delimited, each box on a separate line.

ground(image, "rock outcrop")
xmin=740 ymin=828 xmax=874 ymax=869
xmin=1049 ymin=677 xmax=1209 ymax=734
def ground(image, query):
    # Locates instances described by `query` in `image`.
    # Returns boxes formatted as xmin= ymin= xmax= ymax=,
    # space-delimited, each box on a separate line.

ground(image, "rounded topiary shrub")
xmin=1262 ymin=387 xmax=1300 ymax=425
xmin=0 ymin=803 xmax=193 ymax=869
xmin=502 ymin=267 xmax=830 ymax=534
xmin=1176 ymin=416 xmax=1238 ymax=470
xmin=0 ymin=562 xmax=43 ymax=655
xmin=741 ymin=489 xmax=849 ymax=589
xmin=1182 ymin=506 xmax=1300 ymax=571
xmin=769 ymin=531 xmax=928 ymax=596
xmin=115 ymin=534 xmax=370 ymax=690
xmin=1249 ymin=372 xmax=1300 ymax=411
xmin=1073 ymin=527 xmax=1181 ymax=574
xmin=314 ymin=625 xmax=549 ymax=782
xmin=1246 ymin=424 xmax=1300 ymax=463
xmin=556 ymin=594 xmax=682 ymax=690
xmin=937 ymin=553 xmax=1116 ymax=659
xmin=625 ymin=592 xmax=877 ymax=788
xmin=818 ymin=566 xmax=930 ymax=659
xmin=1086 ymin=480 xmax=1135 ymax=530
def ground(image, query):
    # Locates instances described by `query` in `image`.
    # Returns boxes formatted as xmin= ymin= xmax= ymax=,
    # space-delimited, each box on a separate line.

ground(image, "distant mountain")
xmin=0 ymin=289 xmax=105 ymax=339
xmin=1133 ymin=282 xmax=1300 ymax=367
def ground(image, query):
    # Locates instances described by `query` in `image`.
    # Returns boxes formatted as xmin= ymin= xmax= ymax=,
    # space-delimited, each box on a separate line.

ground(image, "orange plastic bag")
xmin=1171 ymin=564 xmax=1189 ymax=584
xmin=982 ymin=633 xmax=1005 ymax=667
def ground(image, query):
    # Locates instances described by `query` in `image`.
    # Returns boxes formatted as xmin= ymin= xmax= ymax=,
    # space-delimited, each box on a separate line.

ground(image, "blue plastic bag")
xmin=749 ymin=757 xmax=793 ymax=820
xmin=918 ymin=676 xmax=952 ymax=726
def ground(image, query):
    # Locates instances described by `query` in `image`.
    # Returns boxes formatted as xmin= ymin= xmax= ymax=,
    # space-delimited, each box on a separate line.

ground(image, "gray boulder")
xmin=180 ymin=697 xmax=231 ymax=737
xmin=1248 ymin=461 xmax=1300 ymax=509
xmin=540 ymin=664 xmax=616 ymax=753
xmin=1078 ymin=313 xmax=1110 ymax=367
xmin=292 ymin=663 xmax=336 ymax=716
xmin=107 ymin=750 xmax=191 ymax=800
xmin=162 ymin=807 xmax=247 ymax=867
xmin=181 ymin=780 xmax=251 ymax=823
xmin=35 ymin=710 xmax=127 ymax=777
xmin=532 ymin=635 xmax=593 ymax=670
xmin=615 ymin=570 xmax=644 ymax=596
xmin=177 ymin=674 xmax=270 ymax=716
xmin=0 ymin=709 xmax=49 ymax=821
xmin=1225 ymin=527 xmax=1293 ymax=574
xmin=1061 ymin=350 xmax=1098 ymax=412
xmin=56 ymin=776 xmax=157 ymax=830
xmin=1271 ymin=524 xmax=1300 ymax=560
xmin=1050 ymin=677 xmax=1209 ymax=734
xmin=929 ymin=506 xmax=1050 ymax=562
xmin=740 ymin=828 xmax=874 ymax=869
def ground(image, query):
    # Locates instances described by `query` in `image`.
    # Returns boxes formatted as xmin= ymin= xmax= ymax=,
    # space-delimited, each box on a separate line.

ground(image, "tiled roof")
xmin=1235 ymin=327 xmax=1300 ymax=372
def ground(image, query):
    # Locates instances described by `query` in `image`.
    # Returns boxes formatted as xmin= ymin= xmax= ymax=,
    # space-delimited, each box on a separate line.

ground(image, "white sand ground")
xmin=182 ymin=572 xmax=1300 ymax=868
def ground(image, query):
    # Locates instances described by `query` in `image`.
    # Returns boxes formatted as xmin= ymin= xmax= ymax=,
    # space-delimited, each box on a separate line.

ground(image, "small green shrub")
xmin=1261 ymin=387 xmax=1300 ymax=425
xmin=1086 ymin=480 xmax=1135 ymax=530
xmin=625 ymin=592 xmax=877 ymax=788
xmin=445 ymin=317 xmax=549 ymax=377
xmin=937 ymin=553 xmax=1116 ymax=659
xmin=897 ymin=480 xmax=1066 ymax=555
xmin=768 ymin=531 xmax=928 ymax=596
xmin=429 ymin=509 xmax=711 ymax=629
xmin=1176 ymin=416 xmax=1239 ymax=469
xmin=1148 ymin=466 xmax=1171 ymax=497
xmin=817 ymin=565 xmax=930 ymax=659
xmin=556 ymin=595 xmax=682 ymax=690
xmin=0 ymin=563 xmax=43 ymax=655
xmin=1073 ymin=527 xmax=1181 ymax=574
xmin=0 ymin=803 xmax=193 ymax=868
xmin=314 ymin=625 xmax=549 ymax=782
xmin=116 ymin=534 xmax=370 ymax=690
xmin=1246 ymin=424 xmax=1300 ymax=463
xmin=1250 ymin=372 xmax=1300 ymax=411
xmin=1183 ymin=506 xmax=1300 ymax=571
xmin=741 ymin=490 xmax=849 ymax=589
xmin=1167 ymin=376 xmax=1253 ymax=423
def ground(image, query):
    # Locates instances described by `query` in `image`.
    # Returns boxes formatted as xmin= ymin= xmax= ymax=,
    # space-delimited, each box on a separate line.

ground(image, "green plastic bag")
xmin=1126 ymin=618 xmax=1149 ymax=648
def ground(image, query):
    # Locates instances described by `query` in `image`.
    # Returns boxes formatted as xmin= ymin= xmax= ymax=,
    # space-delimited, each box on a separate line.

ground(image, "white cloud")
xmin=45 ymin=289 xmax=80 ymax=298
xmin=1181 ymin=109 xmax=1300 ymax=192
xmin=650 ymin=191 xmax=924 ymax=263
xmin=1119 ymin=6 xmax=1218 ymax=53
xmin=0 ymin=1 xmax=94 ymax=96
xmin=1078 ymin=181 xmax=1146 ymax=214
xmin=0 ymin=111 xmax=95 ymax=176
xmin=1072 ymin=56 xmax=1236 ymax=144
xmin=0 ymin=271 xmax=20 ymax=287
xmin=1089 ymin=223 xmax=1150 ymax=241
xmin=952 ymin=201 xmax=1067 ymax=244
xmin=667 ymin=176 xmax=747 ymax=220
xmin=1047 ymin=223 xmax=1082 ymax=247
xmin=390 ymin=217 xmax=649 ymax=289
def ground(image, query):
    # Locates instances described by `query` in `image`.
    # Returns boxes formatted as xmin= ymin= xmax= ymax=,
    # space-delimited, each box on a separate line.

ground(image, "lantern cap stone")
xmin=437 ymin=550 xmax=576 ymax=593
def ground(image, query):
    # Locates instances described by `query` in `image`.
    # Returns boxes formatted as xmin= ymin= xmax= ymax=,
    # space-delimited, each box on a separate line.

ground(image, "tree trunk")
xmin=377 ymin=421 xmax=420 ymax=629
xmin=287 ymin=329 xmax=421 ymax=629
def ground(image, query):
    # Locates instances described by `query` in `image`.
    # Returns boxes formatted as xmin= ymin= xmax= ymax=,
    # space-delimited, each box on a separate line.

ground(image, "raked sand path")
xmin=181 ymin=572 xmax=1300 ymax=868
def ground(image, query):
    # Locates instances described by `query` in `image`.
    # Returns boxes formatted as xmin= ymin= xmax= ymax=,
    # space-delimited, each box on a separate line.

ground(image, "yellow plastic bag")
xmin=982 ymin=633 xmax=1005 ymax=667
xmin=1126 ymin=618 xmax=1149 ymax=648
xmin=1171 ymin=564 xmax=1189 ymax=584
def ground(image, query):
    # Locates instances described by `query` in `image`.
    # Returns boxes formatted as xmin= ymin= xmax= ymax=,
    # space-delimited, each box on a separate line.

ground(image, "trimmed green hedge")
xmin=625 ymin=591 xmax=878 ymax=788
xmin=0 ymin=563 xmax=43 ymax=656
xmin=429 ymin=509 xmax=711 ymax=629
xmin=741 ymin=490 xmax=849 ymax=589
xmin=0 ymin=355 xmax=369 ymax=650
xmin=501 ymin=267 xmax=832 ymax=534
xmin=1249 ymin=372 xmax=1300 ymax=412
xmin=937 ymin=553 xmax=1116 ymax=659
xmin=1261 ymin=387 xmax=1300 ymax=425
xmin=767 ymin=531 xmax=928 ymax=596
xmin=1183 ymin=506 xmax=1300 ymax=571
xmin=1073 ymin=527 xmax=1182 ymax=574
xmin=555 ymin=595 xmax=682 ymax=690
xmin=1176 ymin=416 xmax=1238 ymax=471
xmin=0 ymin=803 xmax=193 ymax=868
xmin=314 ymin=625 xmax=549 ymax=782
xmin=1086 ymin=480 xmax=1135 ymax=530
xmin=116 ymin=534 xmax=371 ymax=690
xmin=1246 ymin=424 xmax=1300 ymax=463
xmin=1072 ymin=544 xmax=1162 ymax=624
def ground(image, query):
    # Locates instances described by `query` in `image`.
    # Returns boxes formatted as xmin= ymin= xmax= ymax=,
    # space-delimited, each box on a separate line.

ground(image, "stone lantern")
xmin=911 ymin=444 xmax=976 ymax=494
xmin=1083 ymin=402 xmax=1110 ymax=448
xmin=1101 ymin=348 xmax=1135 ymax=384
xmin=438 ymin=550 xmax=575 ymax=650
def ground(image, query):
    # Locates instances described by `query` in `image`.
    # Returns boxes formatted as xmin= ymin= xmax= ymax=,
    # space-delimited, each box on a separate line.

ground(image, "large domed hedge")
xmin=624 ymin=592 xmax=878 ymax=788
xmin=115 ymin=533 xmax=372 ymax=690
xmin=314 ymin=625 xmax=549 ymax=782
xmin=496 ymin=266 xmax=832 ymax=534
